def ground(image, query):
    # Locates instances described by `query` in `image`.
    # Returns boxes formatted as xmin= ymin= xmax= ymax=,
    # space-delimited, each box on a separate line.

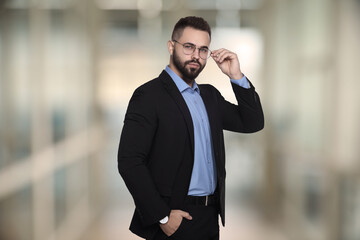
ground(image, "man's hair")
xmin=171 ymin=16 xmax=211 ymax=41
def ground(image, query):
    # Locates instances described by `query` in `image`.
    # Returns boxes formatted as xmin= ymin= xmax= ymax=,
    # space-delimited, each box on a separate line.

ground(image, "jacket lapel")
xmin=159 ymin=71 xmax=194 ymax=152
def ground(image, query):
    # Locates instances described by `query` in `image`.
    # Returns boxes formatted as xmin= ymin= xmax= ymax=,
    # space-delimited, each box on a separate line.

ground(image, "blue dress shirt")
xmin=165 ymin=66 xmax=250 ymax=196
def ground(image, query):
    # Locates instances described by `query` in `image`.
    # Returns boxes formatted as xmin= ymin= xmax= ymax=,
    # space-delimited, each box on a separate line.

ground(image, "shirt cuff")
xmin=230 ymin=75 xmax=250 ymax=89
xmin=159 ymin=216 xmax=169 ymax=224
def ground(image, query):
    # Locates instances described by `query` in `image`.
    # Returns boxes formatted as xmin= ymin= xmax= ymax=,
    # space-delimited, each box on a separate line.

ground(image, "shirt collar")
xmin=165 ymin=65 xmax=200 ymax=93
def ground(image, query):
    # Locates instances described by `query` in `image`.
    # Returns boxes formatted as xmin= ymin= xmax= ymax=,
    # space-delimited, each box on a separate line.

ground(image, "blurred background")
xmin=1 ymin=0 xmax=360 ymax=239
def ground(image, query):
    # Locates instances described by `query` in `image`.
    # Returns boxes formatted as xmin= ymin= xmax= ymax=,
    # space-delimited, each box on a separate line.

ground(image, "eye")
xmin=199 ymin=48 xmax=208 ymax=53
xmin=183 ymin=44 xmax=195 ymax=50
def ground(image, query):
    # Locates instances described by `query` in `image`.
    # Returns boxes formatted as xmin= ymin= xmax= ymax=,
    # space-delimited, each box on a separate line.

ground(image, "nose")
xmin=191 ymin=48 xmax=200 ymax=59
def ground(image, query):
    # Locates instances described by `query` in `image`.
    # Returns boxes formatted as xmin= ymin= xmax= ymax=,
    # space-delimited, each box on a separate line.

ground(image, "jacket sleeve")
xmin=219 ymin=80 xmax=264 ymax=133
xmin=117 ymin=86 xmax=170 ymax=226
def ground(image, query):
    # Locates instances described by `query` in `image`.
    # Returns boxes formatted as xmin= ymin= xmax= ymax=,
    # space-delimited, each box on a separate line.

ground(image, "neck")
xmin=183 ymin=78 xmax=194 ymax=88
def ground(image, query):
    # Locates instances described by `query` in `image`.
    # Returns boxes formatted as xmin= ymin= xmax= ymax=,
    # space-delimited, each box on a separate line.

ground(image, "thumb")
xmin=180 ymin=211 xmax=192 ymax=220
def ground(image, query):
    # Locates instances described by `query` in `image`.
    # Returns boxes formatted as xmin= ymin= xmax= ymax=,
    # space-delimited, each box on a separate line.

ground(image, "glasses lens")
xmin=182 ymin=44 xmax=195 ymax=54
xmin=199 ymin=48 xmax=210 ymax=59
xmin=178 ymin=41 xmax=210 ymax=59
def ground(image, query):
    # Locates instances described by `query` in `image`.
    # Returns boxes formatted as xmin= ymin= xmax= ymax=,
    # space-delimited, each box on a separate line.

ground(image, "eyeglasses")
xmin=172 ymin=40 xmax=211 ymax=60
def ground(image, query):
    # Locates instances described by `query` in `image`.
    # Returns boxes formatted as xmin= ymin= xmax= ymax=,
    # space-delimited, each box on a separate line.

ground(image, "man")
xmin=118 ymin=16 xmax=264 ymax=240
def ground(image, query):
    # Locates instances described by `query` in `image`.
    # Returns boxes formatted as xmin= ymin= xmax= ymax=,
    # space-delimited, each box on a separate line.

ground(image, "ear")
xmin=167 ymin=40 xmax=174 ymax=55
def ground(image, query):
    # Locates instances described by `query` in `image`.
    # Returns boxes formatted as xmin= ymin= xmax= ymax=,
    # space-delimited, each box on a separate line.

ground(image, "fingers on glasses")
xmin=211 ymin=48 xmax=236 ymax=63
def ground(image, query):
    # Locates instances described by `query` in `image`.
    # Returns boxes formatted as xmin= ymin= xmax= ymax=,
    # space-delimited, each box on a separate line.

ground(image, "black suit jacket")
xmin=118 ymin=70 xmax=264 ymax=239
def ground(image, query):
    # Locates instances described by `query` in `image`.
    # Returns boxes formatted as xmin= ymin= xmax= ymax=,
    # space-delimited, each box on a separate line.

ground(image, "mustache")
xmin=185 ymin=59 xmax=201 ymax=65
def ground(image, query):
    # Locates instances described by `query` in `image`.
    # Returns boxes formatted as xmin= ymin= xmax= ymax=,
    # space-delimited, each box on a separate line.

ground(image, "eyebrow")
xmin=184 ymin=42 xmax=209 ymax=49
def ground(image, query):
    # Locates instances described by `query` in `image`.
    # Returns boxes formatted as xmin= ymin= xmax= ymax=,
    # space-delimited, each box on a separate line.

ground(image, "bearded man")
xmin=118 ymin=16 xmax=264 ymax=240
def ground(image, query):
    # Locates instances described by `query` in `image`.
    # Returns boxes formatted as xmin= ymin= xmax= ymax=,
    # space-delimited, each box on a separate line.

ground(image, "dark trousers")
xmin=152 ymin=205 xmax=219 ymax=240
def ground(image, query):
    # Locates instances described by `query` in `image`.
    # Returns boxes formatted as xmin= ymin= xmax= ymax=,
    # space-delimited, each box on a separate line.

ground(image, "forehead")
xmin=178 ymin=27 xmax=211 ymax=47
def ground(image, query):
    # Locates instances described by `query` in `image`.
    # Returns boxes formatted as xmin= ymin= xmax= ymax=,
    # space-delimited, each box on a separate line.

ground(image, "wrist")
xmin=230 ymin=72 xmax=244 ymax=80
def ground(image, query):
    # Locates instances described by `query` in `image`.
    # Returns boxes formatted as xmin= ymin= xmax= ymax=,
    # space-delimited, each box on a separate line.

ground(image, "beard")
xmin=172 ymin=48 xmax=205 ymax=84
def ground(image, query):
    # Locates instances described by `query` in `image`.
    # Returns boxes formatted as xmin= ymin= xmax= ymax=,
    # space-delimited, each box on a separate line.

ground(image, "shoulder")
xmin=134 ymin=70 xmax=171 ymax=94
xmin=130 ymin=77 xmax=164 ymax=103
xmin=125 ymin=78 xmax=162 ymax=117
xmin=198 ymin=83 xmax=216 ymax=90
xmin=198 ymin=83 xmax=221 ymax=96
xmin=135 ymin=77 xmax=162 ymax=93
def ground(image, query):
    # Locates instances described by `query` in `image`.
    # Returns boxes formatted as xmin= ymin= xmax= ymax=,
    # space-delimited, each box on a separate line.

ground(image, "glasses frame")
xmin=172 ymin=40 xmax=212 ymax=60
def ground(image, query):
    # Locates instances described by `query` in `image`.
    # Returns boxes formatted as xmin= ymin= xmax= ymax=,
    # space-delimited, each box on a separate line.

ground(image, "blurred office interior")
xmin=0 ymin=0 xmax=360 ymax=239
